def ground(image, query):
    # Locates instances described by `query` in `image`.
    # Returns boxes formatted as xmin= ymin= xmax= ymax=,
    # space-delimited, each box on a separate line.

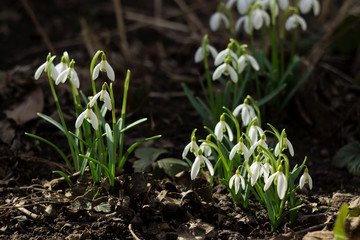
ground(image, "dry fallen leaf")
xmin=6 ymin=87 xmax=44 ymax=125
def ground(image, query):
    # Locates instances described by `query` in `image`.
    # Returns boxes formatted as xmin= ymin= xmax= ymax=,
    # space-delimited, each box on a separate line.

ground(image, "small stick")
xmin=112 ymin=0 xmax=130 ymax=58
xmin=20 ymin=0 xmax=56 ymax=54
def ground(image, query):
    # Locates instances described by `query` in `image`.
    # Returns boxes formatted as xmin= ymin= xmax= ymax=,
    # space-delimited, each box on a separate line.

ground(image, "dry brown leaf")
xmin=6 ymin=87 xmax=44 ymax=125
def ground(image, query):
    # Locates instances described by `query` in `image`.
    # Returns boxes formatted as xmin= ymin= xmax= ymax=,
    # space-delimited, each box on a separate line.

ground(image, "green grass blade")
xmin=37 ymin=113 xmax=65 ymax=134
xmin=52 ymin=171 xmax=73 ymax=187
xmin=120 ymin=118 xmax=147 ymax=133
xmin=258 ymin=84 xmax=286 ymax=107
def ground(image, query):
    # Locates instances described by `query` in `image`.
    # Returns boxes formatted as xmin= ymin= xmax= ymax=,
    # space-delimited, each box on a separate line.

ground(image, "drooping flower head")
xmin=56 ymin=59 xmax=80 ymax=88
xmin=209 ymin=12 xmax=230 ymax=31
xmin=191 ymin=149 xmax=214 ymax=180
xmin=34 ymin=53 xmax=58 ymax=80
xmin=75 ymin=104 xmax=99 ymax=130
xmin=299 ymin=167 xmax=313 ymax=190
xmin=194 ymin=36 xmax=218 ymax=63
xmin=237 ymin=52 xmax=260 ymax=73
xmin=214 ymin=114 xmax=234 ymax=142
xmin=89 ymin=83 xmax=112 ymax=110
xmin=229 ymin=168 xmax=245 ymax=194
xmin=285 ymin=14 xmax=307 ymax=31
xmin=92 ymin=53 xmax=115 ymax=81
xmin=233 ymin=97 xmax=256 ymax=126
xmin=251 ymin=7 xmax=270 ymax=30
xmin=200 ymin=135 xmax=212 ymax=157
xmin=261 ymin=158 xmax=272 ymax=182
xmin=264 ymin=164 xmax=288 ymax=199
xmin=55 ymin=51 xmax=70 ymax=74
xmin=182 ymin=129 xmax=199 ymax=159
xmin=229 ymin=136 xmax=250 ymax=160
xmin=298 ymin=0 xmax=320 ymax=16
xmin=275 ymin=130 xmax=294 ymax=157
xmin=249 ymin=154 xmax=262 ymax=186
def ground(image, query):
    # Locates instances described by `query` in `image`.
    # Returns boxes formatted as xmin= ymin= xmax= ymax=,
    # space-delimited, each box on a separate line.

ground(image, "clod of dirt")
xmin=303 ymin=230 xmax=334 ymax=240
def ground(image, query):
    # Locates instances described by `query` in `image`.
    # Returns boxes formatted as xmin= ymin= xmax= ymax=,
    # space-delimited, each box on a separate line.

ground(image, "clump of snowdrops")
xmin=27 ymin=51 xmax=160 ymax=189
xmin=183 ymin=95 xmax=313 ymax=231
xmin=184 ymin=0 xmax=317 ymax=127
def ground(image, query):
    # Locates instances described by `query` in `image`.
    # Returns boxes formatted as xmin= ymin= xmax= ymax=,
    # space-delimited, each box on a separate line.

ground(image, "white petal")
xmin=210 ymin=13 xmax=221 ymax=31
xmin=285 ymin=16 xmax=295 ymax=31
xmin=75 ymin=110 xmax=86 ymax=129
xmin=242 ymin=106 xmax=250 ymax=126
xmin=182 ymin=142 xmax=192 ymax=159
xmin=70 ymin=69 xmax=80 ymax=88
xmin=50 ymin=64 xmax=59 ymax=80
xmin=313 ymin=0 xmax=320 ymax=16
xmin=297 ymin=16 xmax=307 ymax=31
xmin=233 ymin=104 xmax=244 ymax=117
xmin=191 ymin=157 xmax=201 ymax=180
xmin=103 ymin=91 xmax=112 ymax=110
xmin=229 ymin=175 xmax=236 ymax=189
xmin=249 ymin=126 xmax=257 ymax=144
xmin=262 ymin=11 xmax=270 ymax=26
xmin=237 ymin=0 xmax=250 ymax=14
xmin=105 ymin=61 xmax=115 ymax=81
xmin=252 ymin=10 xmax=263 ymax=30
xmin=240 ymin=175 xmax=245 ymax=190
xmin=308 ymin=174 xmax=313 ymax=190
xmin=299 ymin=174 xmax=306 ymax=189
xmin=92 ymin=63 xmax=101 ymax=80
xmin=220 ymin=14 xmax=230 ymax=28
xmin=229 ymin=143 xmax=240 ymax=160
xmin=225 ymin=122 xmax=234 ymax=142
xmin=34 ymin=62 xmax=47 ymax=80
xmin=264 ymin=172 xmax=277 ymax=191
xmin=275 ymin=142 xmax=280 ymax=156
xmin=55 ymin=62 xmax=67 ymax=74
xmin=208 ymin=46 xmax=218 ymax=59
xmin=215 ymin=122 xmax=223 ymax=141
xmin=299 ymin=0 xmax=311 ymax=14
xmin=212 ymin=64 xmax=226 ymax=80
xmin=278 ymin=0 xmax=289 ymax=11
xmin=277 ymin=172 xmax=288 ymax=199
xmin=56 ymin=69 xmax=68 ymax=85
xmin=234 ymin=175 xmax=240 ymax=193
xmin=235 ymin=16 xmax=247 ymax=33
xmin=194 ymin=47 xmax=203 ymax=63
xmin=287 ymin=139 xmax=294 ymax=156
xmin=203 ymin=157 xmax=214 ymax=176
xmin=237 ymin=55 xmax=246 ymax=73
xmin=90 ymin=92 xmax=101 ymax=108
xmin=247 ymin=55 xmax=260 ymax=71
xmin=244 ymin=17 xmax=251 ymax=34
xmin=90 ymin=110 xmax=99 ymax=130
xmin=214 ymin=49 xmax=227 ymax=66
xmin=228 ymin=65 xmax=238 ymax=83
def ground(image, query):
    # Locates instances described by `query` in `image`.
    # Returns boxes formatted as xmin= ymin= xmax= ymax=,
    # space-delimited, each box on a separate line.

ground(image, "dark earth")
xmin=1 ymin=0 xmax=360 ymax=239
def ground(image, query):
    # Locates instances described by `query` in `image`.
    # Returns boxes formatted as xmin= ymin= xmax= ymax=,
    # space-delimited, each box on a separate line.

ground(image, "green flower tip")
xmin=86 ymin=103 xmax=91 ymax=109
xmin=236 ymin=168 xmax=240 ymax=175
xmin=102 ymin=83 xmax=107 ymax=90
xmin=206 ymin=134 xmax=212 ymax=141
xmin=220 ymin=114 xmax=226 ymax=121
xmin=69 ymin=59 xmax=75 ymax=68
xmin=101 ymin=53 xmax=107 ymax=61
xmin=197 ymin=148 xmax=203 ymax=156
xmin=256 ymin=154 xmax=261 ymax=162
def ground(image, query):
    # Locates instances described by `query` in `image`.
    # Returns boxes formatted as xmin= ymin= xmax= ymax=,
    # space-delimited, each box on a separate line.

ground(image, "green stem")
xmin=110 ymin=83 xmax=117 ymax=178
xmin=202 ymin=42 xmax=215 ymax=115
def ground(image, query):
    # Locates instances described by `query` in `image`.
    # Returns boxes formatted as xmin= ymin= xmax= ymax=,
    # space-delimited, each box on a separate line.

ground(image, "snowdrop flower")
xmin=92 ymin=53 xmax=115 ymax=81
xmin=229 ymin=137 xmax=250 ymax=160
xmin=229 ymin=169 xmax=245 ymax=194
xmin=89 ymin=84 xmax=112 ymax=110
xmin=299 ymin=168 xmax=313 ymax=190
xmin=258 ymin=0 xmax=279 ymax=16
xmin=210 ymin=12 xmax=230 ymax=31
xmin=275 ymin=132 xmax=294 ymax=157
xmin=34 ymin=53 xmax=58 ymax=80
xmin=191 ymin=149 xmax=214 ymax=180
xmin=200 ymin=135 xmax=212 ymax=157
xmin=277 ymin=0 xmax=289 ymax=11
xmin=237 ymin=0 xmax=253 ymax=14
xmin=298 ymin=0 xmax=320 ymax=16
xmin=249 ymin=155 xmax=262 ymax=186
xmin=213 ymin=58 xmax=238 ymax=83
xmin=238 ymin=53 xmax=260 ymax=73
xmin=56 ymin=60 xmax=80 ymax=88
xmin=261 ymin=158 xmax=272 ymax=182
xmin=249 ymin=133 xmax=268 ymax=154
xmin=75 ymin=104 xmax=99 ymax=130
xmin=233 ymin=98 xmax=256 ymax=126
xmin=55 ymin=51 xmax=69 ymax=74
xmin=214 ymin=114 xmax=234 ymax=142
xmin=194 ymin=44 xmax=218 ymax=63
xmin=214 ymin=47 xmax=237 ymax=66
xmin=235 ymin=15 xmax=251 ymax=34
xmin=182 ymin=129 xmax=199 ymax=159
xmin=264 ymin=166 xmax=288 ymax=199
xmin=251 ymin=8 xmax=270 ymax=30
xmin=249 ymin=123 xmax=264 ymax=144
xmin=285 ymin=14 xmax=307 ymax=31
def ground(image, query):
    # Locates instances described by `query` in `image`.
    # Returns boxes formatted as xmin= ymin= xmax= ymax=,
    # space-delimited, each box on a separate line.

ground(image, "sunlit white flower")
xmin=191 ymin=149 xmax=214 ymax=180
xmin=213 ymin=62 xmax=238 ymax=83
xmin=237 ymin=0 xmax=253 ymax=14
xmin=214 ymin=114 xmax=234 ymax=142
xmin=238 ymin=54 xmax=260 ymax=73
xmin=285 ymin=14 xmax=307 ymax=31
xmin=194 ymin=45 xmax=218 ymax=63
xmin=56 ymin=60 xmax=80 ymax=88
xmin=229 ymin=137 xmax=250 ymax=160
xmin=249 ymin=124 xmax=264 ymax=144
xmin=249 ymin=133 xmax=268 ymax=154
xmin=278 ymin=0 xmax=289 ymax=11
xmin=235 ymin=15 xmax=251 ymax=34
xmin=214 ymin=48 xmax=238 ymax=66
xmin=182 ymin=130 xmax=199 ymax=159
xmin=93 ymin=54 xmax=115 ymax=81
xmin=210 ymin=12 xmax=230 ymax=31
xmin=34 ymin=54 xmax=58 ymax=80
xmin=251 ymin=8 xmax=270 ymax=30
xmin=275 ymin=132 xmax=294 ymax=157
xmin=75 ymin=105 xmax=98 ymax=130
xmin=229 ymin=169 xmax=245 ymax=194
xmin=233 ymin=99 xmax=256 ymax=126
xmin=200 ymin=135 xmax=212 ymax=157
xmin=261 ymin=159 xmax=272 ymax=182
xmin=258 ymin=0 xmax=279 ymax=16
xmin=249 ymin=156 xmax=262 ymax=186
xmin=90 ymin=86 xmax=112 ymax=111
xmin=299 ymin=168 xmax=313 ymax=190
xmin=264 ymin=168 xmax=288 ymax=199
xmin=55 ymin=51 xmax=69 ymax=74
xmin=298 ymin=0 xmax=320 ymax=16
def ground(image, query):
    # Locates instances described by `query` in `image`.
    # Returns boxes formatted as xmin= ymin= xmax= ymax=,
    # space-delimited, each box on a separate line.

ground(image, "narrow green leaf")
xmin=53 ymin=171 xmax=73 ymax=187
xmin=333 ymin=204 xmax=349 ymax=239
xmin=37 ymin=113 xmax=65 ymax=134
xmin=258 ymin=84 xmax=286 ymax=107
xmin=120 ymin=118 xmax=147 ymax=133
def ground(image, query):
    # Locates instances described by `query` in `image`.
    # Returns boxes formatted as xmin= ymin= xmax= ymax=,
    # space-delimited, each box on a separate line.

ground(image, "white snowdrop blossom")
xmin=182 ymin=132 xmax=199 ymax=159
xmin=229 ymin=137 xmax=250 ymax=160
xmin=237 ymin=0 xmax=253 ymax=14
xmin=34 ymin=54 xmax=58 ymax=80
xmin=298 ymin=0 xmax=320 ymax=16
xmin=75 ymin=105 xmax=99 ymax=130
xmin=249 ymin=124 xmax=264 ymax=144
xmin=264 ymin=168 xmax=288 ymax=199
xmin=258 ymin=0 xmax=279 ymax=16
xmin=229 ymin=169 xmax=245 ymax=194
xmin=55 ymin=51 xmax=69 ymax=74
xmin=214 ymin=48 xmax=238 ymax=66
xmin=213 ymin=61 xmax=238 ymax=83
xmin=90 ymin=85 xmax=112 ymax=111
xmin=214 ymin=114 xmax=234 ymax=142
xmin=249 ymin=157 xmax=262 ymax=186
xmin=299 ymin=168 xmax=313 ymax=190
xmin=251 ymin=8 xmax=270 ymax=30
xmin=191 ymin=149 xmax=214 ymax=180
xmin=233 ymin=99 xmax=256 ymax=126
xmin=249 ymin=133 xmax=268 ymax=154
xmin=210 ymin=12 xmax=230 ymax=31
xmin=275 ymin=133 xmax=294 ymax=157
xmin=194 ymin=45 xmax=218 ymax=63
xmin=261 ymin=159 xmax=272 ymax=182
xmin=285 ymin=14 xmax=307 ymax=31
xmin=93 ymin=54 xmax=115 ymax=81
xmin=200 ymin=135 xmax=212 ymax=157
xmin=277 ymin=0 xmax=289 ymax=11
xmin=235 ymin=15 xmax=251 ymax=34
xmin=56 ymin=60 xmax=80 ymax=88
xmin=238 ymin=53 xmax=260 ymax=73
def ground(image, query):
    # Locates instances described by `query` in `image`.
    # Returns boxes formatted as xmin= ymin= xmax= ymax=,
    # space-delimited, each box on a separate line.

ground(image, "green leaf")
xmin=333 ymin=204 xmax=349 ymax=239
xmin=120 ymin=118 xmax=147 ymax=133
xmin=37 ymin=113 xmax=65 ymax=134
xmin=156 ymin=158 xmax=188 ymax=177
xmin=258 ymin=84 xmax=286 ymax=107
xmin=133 ymin=148 xmax=168 ymax=172
xmin=52 ymin=171 xmax=73 ymax=187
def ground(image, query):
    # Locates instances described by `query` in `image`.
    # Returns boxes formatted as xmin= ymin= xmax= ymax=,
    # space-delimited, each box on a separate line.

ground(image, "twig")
xmin=128 ymin=224 xmax=141 ymax=240
xmin=174 ymin=0 xmax=206 ymax=36
xmin=112 ymin=0 xmax=130 ymax=58
xmin=20 ymin=0 xmax=56 ymax=54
